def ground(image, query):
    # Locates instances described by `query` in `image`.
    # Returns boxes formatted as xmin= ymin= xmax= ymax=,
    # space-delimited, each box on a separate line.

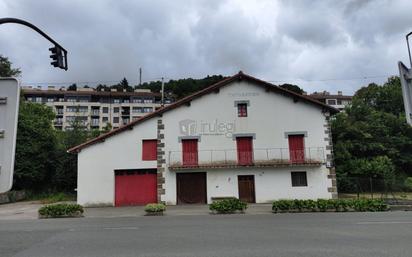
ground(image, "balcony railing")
xmin=168 ymin=147 xmax=325 ymax=170
xmin=91 ymin=110 xmax=100 ymax=116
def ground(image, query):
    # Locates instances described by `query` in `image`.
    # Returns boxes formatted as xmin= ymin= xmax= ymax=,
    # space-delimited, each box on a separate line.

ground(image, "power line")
xmin=22 ymin=74 xmax=396 ymax=87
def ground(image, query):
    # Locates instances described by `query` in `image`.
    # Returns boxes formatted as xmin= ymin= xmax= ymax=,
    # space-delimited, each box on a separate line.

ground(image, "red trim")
xmin=68 ymin=71 xmax=338 ymax=153
xmin=237 ymin=103 xmax=248 ymax=117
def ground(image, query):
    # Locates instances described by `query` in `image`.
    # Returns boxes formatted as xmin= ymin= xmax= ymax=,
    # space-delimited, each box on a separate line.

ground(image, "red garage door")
xmin=115 ymin=170 xmax=157 ymax=206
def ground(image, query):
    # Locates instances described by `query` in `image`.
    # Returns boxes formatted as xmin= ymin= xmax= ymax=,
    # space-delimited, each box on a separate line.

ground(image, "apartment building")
xmin=309 ymin=91 xmax=352 ymax=110
xmin=69 ymin=71 xmax=339 ymax=207
xmin=22 ymin=87 xmax=172 ymax=130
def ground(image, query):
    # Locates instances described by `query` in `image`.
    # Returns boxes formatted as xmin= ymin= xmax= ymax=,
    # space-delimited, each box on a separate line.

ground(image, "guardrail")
xmin=168 ymin=147 xmax=325 ymax=169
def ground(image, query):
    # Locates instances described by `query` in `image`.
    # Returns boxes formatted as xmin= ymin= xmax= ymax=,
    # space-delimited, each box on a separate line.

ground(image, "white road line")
xmin=103 ymin=227 xmax=140 ymax=230
xmin=357 ymin=221 xmax=412 ymax=225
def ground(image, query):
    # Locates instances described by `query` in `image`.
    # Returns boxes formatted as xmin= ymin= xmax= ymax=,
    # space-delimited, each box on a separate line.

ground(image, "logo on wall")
xmin=179 ymin=119 xmax=236 ymax=138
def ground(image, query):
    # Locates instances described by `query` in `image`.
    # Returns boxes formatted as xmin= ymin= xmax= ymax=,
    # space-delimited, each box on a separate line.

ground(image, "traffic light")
xmin=49 ymin=46 xmax=65 ymax=69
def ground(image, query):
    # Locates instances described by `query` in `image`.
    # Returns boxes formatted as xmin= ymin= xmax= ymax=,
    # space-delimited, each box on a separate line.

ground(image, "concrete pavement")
xmin=1 ymin=211 xmax=411 ymax=257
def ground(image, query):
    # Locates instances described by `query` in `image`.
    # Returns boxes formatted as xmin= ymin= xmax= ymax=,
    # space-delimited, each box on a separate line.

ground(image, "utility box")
xmin=0 ymin=78 xmax=20 ymax=193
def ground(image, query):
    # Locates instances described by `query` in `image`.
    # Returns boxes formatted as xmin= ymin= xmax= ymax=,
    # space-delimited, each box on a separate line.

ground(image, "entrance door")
xmin=288 ymin=135 xmax=305 ymax=163
xmin=238 ymin=175 xmax=255 ymax=203
xmin=176 ymin=172 xmax=206 ymax=204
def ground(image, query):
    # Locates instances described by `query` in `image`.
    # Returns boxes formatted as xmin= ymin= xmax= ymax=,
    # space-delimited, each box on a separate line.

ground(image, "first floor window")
xmin=142 ymin=139 xmax=157 ymax=161
xmin=291 ymin=172 xmax=307 ymax=187
xmin=113 ymin=117 xmax=119 ymax=123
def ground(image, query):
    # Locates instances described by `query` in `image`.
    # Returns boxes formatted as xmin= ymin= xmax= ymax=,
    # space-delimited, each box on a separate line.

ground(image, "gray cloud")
xmin=0 ymin=0 xmax=411 ymax=94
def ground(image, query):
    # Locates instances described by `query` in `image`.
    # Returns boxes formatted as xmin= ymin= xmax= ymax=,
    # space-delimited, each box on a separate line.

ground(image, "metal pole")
xmin=407 ymin=32 xmax=412 ymax=68
xmin=161 ymin=77 xmax=164 ymax=107
xmin=139 ymin=67 xmax=142 ymax=86
xmin=0 ymin=17 xmax=68 ymax=70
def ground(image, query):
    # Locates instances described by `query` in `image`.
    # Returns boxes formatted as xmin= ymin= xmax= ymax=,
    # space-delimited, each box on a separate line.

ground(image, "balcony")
xmin=91 ymin=109 xmax=100 ymax=116
xmin=168 ymin=147 xmax=325 ymax=170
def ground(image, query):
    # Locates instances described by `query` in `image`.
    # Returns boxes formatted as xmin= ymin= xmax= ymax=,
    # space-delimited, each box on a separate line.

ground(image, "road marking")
xmin=103 ymin=227 xmax=140 ymax=230
xmin=357 ymin=221 xmax=412 ymax=225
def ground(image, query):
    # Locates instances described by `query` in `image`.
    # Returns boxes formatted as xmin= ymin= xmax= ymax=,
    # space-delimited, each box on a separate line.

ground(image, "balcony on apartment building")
xmin=168 ymin=147 xmax=325 ymax=170
xmin=91 ymin=109 xmax=100 ymax=116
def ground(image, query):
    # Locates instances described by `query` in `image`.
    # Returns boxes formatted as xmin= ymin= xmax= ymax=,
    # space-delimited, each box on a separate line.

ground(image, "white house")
xmin=68 ymin=72 xmax=339 ymax=206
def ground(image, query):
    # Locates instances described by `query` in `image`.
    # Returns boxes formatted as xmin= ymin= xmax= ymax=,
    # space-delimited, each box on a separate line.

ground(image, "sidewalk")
xmin=84 ymin=203 xmax=273 ymax=218
xmin=0 ymin=201 xmax=273 ymax=220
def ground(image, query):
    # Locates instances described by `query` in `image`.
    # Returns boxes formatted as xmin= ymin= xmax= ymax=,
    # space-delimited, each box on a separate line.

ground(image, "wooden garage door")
xmin=115 ymin=170 xmax=157 ymax=206
xmin=176 ymin=172 xmax=206 ymax=204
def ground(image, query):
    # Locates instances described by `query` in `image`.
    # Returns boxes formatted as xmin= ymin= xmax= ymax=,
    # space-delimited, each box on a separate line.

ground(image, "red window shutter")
xmin=237 ymin=103 xmax=248 ymax=117
xmin=236 ymin=137 xmax=253 ymax=165
xmin=142 ymin=140 xmax=157 ymax=161
xmin=288 ymin=135 xmax=305 ymax=163
xmin=182 ymin=139 xmax=198 ymax=166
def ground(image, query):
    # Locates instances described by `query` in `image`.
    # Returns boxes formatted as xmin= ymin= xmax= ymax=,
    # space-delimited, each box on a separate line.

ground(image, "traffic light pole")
xmin=0 ymin=17 xmax=68 ymax=70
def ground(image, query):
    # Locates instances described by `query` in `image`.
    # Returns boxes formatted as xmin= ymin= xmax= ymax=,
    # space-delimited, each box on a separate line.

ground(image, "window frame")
xmin=291 ymin=171 xmax=308 ymax=187
xmin=142 ymin=139 xmax=158 ymax=161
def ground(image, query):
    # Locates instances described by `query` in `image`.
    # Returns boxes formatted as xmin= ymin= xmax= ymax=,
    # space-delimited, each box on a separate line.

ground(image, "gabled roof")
xmin=68 ymin=71 xmax=338 ymax=153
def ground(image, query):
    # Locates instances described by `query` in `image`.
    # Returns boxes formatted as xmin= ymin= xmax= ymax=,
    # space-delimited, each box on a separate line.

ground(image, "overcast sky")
xmin=1 ymin=0 xmax=412 ymax=94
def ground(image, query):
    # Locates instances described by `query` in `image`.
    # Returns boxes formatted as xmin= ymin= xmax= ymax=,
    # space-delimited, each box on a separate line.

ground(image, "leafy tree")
xmin=332 ymin=76 xmax=412 ymax=191
xmin=13 ymin=101 xmax=57 ymax=191
xmin=279 ymin=83 xmax=304 ymax=95
xmin=0 ymin=55 xmax=21 ymax=77
xmin=67 ymin=83 xmax=77 ymax=91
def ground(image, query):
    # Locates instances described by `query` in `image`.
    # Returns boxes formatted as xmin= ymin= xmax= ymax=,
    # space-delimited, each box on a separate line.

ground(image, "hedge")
xmin=209 ymin=198 xmax=248 ymax=214
xmin=144 ymin=203 xmax=166 ymax=213
xmin=272 ymin=199 xmax=388 ymax=213
xmin=38 ymin=203 xmax=84 ymax=218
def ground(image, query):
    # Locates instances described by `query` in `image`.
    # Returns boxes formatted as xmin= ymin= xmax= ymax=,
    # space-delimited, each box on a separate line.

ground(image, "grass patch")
xmin=26 ymin=192 xmax=76 ymax=204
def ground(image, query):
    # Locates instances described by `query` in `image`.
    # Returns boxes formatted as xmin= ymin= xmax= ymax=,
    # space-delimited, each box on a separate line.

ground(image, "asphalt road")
xmin=1 ymin=212 xmax=411 ymax=257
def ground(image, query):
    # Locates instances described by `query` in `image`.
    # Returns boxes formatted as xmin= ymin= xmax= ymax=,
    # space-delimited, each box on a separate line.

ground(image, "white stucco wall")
xmin=77 ymin=118 xmax=158 ymax=206
xmin=161 ymin=80 xmax=332 ymax=204
xmin=76 ymin=79 xmax=333 ymax=206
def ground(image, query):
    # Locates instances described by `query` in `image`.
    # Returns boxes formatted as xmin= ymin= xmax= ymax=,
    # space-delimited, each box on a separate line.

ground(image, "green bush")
xmin=272 ymin=199 xmax=388 ymax=213
xmin=144 ymin=203 xmax=166 ymax=213
xmin=209 ymin=198 xmax=248 ymax=214
xmin=404 ymin=177 xmax=412 ymax=191
xmin=38 ymin=203 xmax=84 ymax=218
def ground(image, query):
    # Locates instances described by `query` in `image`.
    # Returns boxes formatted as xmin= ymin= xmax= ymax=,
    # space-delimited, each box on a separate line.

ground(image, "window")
xmin=47 ymin=98 xmax=54 ymax=102
xmin=182 ymin=139 xmax=198 ymax=166
xmin=236 ymin=137 xmax=253 ymax=165
xmin=132 ymin=107 xmax=142 ymax=113
xmin=113 ymin=99 xmax=121 ymax=103
xmin=102 ymin=117 xmax=108 ymax=122
xmin=142 ymin=139 xmax=157 ymax=161
xmin=114 ymin=107 xmax=119 ymax=113
xmin=102 ymin=107 xmax=109 ymax=113
xmin=327 ymin=99 xmax=337 ymax=105
xmin=237 ymin=103 xmax=248 ymax=117
xmin=291 ymin=172 xmax=307 ymax=187
xmin=36 ymin=97 xmax=43 ymax=103
xmin=143 ymin=107 xmax=153 ymax=113
xmin=288 ymin=135 xmax=305 ymax=163
xmin=113 ymin=117 xmax=119 ymax=123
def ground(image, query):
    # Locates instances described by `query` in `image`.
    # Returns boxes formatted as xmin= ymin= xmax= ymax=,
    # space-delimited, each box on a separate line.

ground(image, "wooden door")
xmin=182 ymin=139 xmax=198 ymax=166
xmin=236 ymin=137 xmax=253 ymax=165
xmin=288 ymin=135 xmax=305 ymax=163
xmin=176 ymin=172 xmax=206 ymax=204
xmin=238 ymin=175 xmax=255 ymax=203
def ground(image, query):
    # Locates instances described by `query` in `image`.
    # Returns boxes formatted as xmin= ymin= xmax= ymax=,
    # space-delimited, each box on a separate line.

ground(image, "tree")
xmin=67 ymin=83 xmax=77 ymax=91
xmin=332 ymin=76 xmax=412 ymax=192
xmin=279 ymin=83 xmax=304 ymax=95
xmin=13 ymin=101 xmax=58 ymax=191
xmin=0 ymin=55 xmax=21 ymax=77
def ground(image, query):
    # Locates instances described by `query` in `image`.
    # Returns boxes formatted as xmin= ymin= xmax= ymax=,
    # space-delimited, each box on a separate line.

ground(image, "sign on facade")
xmin=0 ymin=78 xmax=20 ymax=193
